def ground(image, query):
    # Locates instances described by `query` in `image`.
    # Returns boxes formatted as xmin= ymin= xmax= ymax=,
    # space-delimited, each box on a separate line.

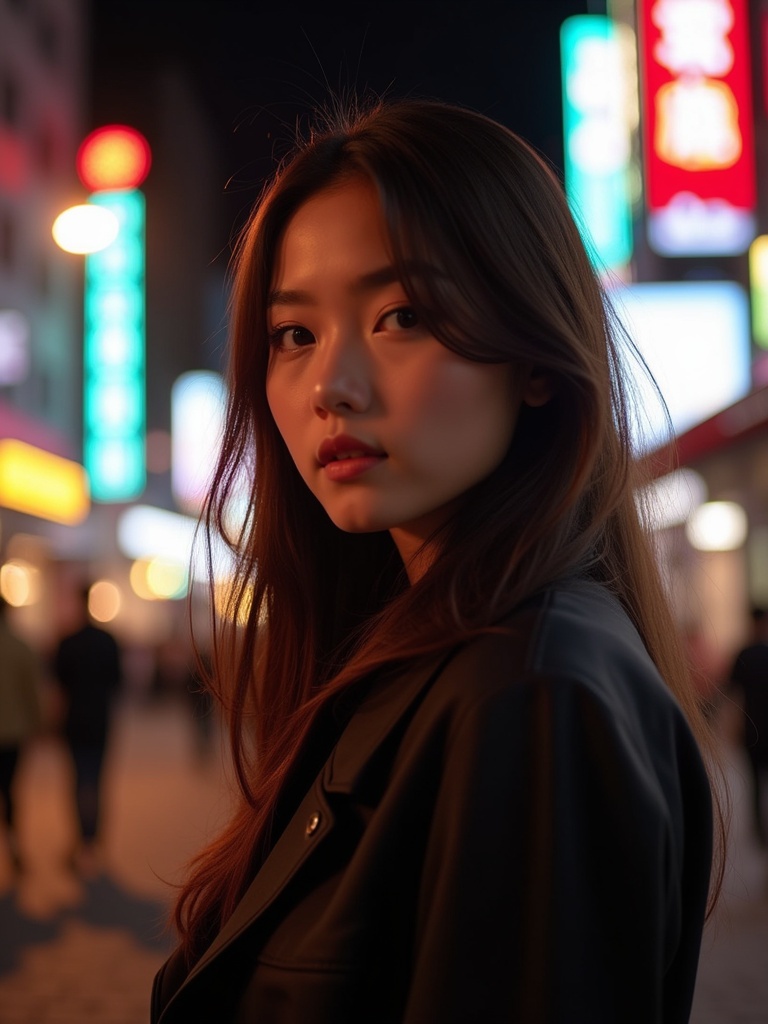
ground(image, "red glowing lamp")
xmin=76 ymin=125 xmax=151 ymax=191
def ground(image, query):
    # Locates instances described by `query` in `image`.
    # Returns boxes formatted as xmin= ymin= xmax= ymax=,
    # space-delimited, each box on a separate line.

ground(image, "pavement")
xmin=0 ymin=695 xmax=766 ymax=1024
xmin=0 ymin=695 xmax=232 ymax=1024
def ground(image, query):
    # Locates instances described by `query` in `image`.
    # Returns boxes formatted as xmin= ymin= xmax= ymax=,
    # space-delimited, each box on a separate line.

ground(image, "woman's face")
xmin=265 ymin=177 xmax=532 ymax=571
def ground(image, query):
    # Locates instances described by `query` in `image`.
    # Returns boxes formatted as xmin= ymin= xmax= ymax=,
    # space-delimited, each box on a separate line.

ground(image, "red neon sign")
xmin=638 ymin=0 xmax=756 ymax=255
xmin=77 ymin=125 xmax=151 ymax=192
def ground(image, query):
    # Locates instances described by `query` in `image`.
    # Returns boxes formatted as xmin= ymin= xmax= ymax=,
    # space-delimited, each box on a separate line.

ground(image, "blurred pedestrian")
xmin=0 ymin=597 xmax=43 ymax=873
xmin=53 ymin=584 xmax=121 ymax=872
xmin=729 ymin=607 xmax=768 ymax=848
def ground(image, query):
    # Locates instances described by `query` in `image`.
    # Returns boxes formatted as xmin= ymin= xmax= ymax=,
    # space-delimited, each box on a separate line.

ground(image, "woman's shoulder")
xmin=429 ymin=577 xmax=680 ymax=725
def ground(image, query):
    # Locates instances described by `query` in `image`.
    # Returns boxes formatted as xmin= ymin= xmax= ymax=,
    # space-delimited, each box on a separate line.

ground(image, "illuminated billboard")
xmin=0 ymin=439 xmax=90 ymax=525
xmin=611 ymin=279 xmax=751 ymax=450
xmin=561 ymin=15 xmax=634 ymax=271
xmin=638 ymin=0 xmax=756 ymax=256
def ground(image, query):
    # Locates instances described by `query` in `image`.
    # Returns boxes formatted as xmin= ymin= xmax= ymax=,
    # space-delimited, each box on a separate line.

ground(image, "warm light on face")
xmin=265 ymin=179 xmax=522 ymax=559
xmin=52 ymin=204 xmax=120 ymax=254
xmin=88 ymin=580 xmax=122 ymax=622
xmin=77 ymin=125 xmax=152 ymax=191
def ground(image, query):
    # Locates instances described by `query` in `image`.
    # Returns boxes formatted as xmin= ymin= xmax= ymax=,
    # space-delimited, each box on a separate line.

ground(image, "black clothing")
xmin=55 ymin=624 xmax=121 ymax=746
xmin=154 ymin=579 xmax=713 ymax=1024
xmin=729 ymin=640 xmax=768 ymax=845
xmin=54 ymin=622 xmax=121 ymax=841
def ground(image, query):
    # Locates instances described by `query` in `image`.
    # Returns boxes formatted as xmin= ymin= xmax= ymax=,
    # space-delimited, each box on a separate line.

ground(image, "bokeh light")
xmin=88 ymin=579 xmax=121 ymax=622
xmin=0 ymin=559 xmax=42 ymax=607
xmin=77 ymin=125 xmax=151 ymax=191
xmin=52 ymin=204 xmax=120 ymax=254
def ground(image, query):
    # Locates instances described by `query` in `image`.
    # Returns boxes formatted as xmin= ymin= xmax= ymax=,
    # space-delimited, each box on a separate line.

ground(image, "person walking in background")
xmin=53 ymin=584 xmax=121 ymax=873
xmin=729 ymin=607 xmax=768 ymax=848
xmin=0 ymin=597 xmax=43 ymax=874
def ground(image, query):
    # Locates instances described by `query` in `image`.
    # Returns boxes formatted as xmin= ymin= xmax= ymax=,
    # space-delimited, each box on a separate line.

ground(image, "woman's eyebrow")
xmin=267 ymin=267 xmax=399 ymax=308
xmin=267 ymin=288 xmax=315 ymax=308
xmin=268 ymin=262 xmax=443 ymax=308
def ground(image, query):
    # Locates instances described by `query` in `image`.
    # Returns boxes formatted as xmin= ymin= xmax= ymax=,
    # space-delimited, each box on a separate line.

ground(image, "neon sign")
xmin=77 ymin=126 xmax=150 ymax=502
xmin=638 ymin=0 xmax=756 ymax=255
xmin=561 ymin=15 xmax=635 ymax=272
xmin=84 ymin=189 xmax=146 ymax=501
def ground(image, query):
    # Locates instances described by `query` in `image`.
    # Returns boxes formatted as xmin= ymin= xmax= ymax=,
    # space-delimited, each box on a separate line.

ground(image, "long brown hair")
xmin=175 ymin=98 xmax=724 ymax=961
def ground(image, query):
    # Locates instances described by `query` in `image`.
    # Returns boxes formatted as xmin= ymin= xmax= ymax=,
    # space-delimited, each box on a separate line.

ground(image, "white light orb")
xmin=52 ymin=204 xmax=119 ymax=254
xmin=685 ymin=501 xmax=748 ymax=552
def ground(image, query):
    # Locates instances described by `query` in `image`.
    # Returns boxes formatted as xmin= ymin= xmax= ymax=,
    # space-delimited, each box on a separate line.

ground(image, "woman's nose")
xmin=311 ymin=338 xmax=371 ymax=417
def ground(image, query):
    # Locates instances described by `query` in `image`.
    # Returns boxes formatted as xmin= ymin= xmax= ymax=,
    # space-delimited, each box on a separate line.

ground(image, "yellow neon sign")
xmin=0 ymin=439 xmax=90 ymax=525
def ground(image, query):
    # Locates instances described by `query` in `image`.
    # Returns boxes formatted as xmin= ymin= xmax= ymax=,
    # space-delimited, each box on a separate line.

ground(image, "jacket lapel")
xmin=175 ymin=646 xmax=458 ymax=993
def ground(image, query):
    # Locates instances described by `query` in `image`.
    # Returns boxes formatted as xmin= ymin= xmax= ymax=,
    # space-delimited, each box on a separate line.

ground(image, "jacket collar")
xmin=325 ymin=646 xmax=458 ymax=793
xmin=174 ymin=647 xmax=457 ymax=999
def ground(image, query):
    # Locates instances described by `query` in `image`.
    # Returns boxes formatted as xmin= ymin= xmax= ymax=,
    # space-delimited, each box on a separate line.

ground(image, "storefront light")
xmin=88 ymin=580 xmax=121 ymax=622
xmin=0 ymin=559 xmax=41 ymax=607
xmin=129 ymin=556 xmax=188 ymax=601
xmin=0 ymin=439 xmax=89 ymax=525
xmin=685 ymin=501 xmax=747 ymax=551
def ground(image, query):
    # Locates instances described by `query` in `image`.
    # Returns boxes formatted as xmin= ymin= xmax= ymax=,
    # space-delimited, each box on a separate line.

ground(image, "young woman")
xmin=152 ymin=99 xmax=721 ymax=1023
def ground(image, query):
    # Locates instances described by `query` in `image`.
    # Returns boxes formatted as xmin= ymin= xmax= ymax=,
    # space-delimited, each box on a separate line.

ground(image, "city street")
xmin=0 ymin=695 xmax=766 ymax=1023
xmin=0 ymin=695 xmax=233 ymax=1024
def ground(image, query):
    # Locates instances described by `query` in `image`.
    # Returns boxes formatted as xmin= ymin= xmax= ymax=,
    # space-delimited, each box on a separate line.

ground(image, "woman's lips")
xmin=317 ymin=434 xmax=387 ymax=481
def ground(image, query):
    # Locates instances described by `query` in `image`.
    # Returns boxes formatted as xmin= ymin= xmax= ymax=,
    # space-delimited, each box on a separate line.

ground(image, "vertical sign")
xmin=77 ymin=125 xmax=151 ymax=502
xmin=638 ymin=0 xmax=756 ymax=256
xmin=85 ymin=190 xmax=146 ymax=500
xmin=561 ymin=15 xmax=635 ymax=272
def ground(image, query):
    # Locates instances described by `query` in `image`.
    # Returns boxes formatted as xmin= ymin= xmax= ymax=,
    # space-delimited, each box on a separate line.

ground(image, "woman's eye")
xmin=377 ymin=307 xmax=420 ymax=333
xmin=269 ymin=325 xmax=315 ymax=350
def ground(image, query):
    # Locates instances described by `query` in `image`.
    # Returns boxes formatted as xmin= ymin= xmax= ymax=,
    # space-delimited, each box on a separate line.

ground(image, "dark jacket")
xmin=153 ymin=579 xmax=713 ymax=1024
xmin=54 ymin=623 xmax=121 ymax=746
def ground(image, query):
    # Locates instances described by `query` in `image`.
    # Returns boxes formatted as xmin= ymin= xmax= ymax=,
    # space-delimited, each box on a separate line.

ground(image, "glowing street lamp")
xmin=52 ymin=203 xmax=120 ymax=255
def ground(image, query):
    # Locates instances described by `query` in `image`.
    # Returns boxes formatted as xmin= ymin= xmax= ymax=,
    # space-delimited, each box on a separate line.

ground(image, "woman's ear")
xmin=522 ymin=367 xmax=554 ymax=408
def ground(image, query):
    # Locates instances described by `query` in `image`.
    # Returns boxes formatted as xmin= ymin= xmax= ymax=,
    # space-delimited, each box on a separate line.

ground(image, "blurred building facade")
xmin=0 ymin=0 xmax=225 ymax=663
xmin=4 ymin=0 xmax=768 ymax=681
xmin=626 ymin=0 xmax=768 ymax=681
xmin=0 ymin=0 xmax=88 ymax=646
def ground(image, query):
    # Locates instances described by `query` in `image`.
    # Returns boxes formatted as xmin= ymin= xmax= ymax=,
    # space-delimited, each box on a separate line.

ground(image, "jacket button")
xmin=306 ymin=812 xmax=321 ymax=836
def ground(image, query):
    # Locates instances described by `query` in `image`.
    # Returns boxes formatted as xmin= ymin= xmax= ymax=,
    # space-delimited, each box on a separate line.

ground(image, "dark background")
xmin=89 ymin=0 xmax=595 ymax=246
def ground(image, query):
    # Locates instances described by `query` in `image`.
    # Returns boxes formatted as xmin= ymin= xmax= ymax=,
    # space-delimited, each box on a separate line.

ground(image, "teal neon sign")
xmin=84 ymin=189 xmax=146 ymax=502
xmin=561 ymin=15 xmax=634 ymax=272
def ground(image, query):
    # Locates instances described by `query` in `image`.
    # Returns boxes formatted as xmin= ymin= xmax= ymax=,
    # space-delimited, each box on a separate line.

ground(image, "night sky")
xmin=90 ymin=0 xmax=594 ymax=243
